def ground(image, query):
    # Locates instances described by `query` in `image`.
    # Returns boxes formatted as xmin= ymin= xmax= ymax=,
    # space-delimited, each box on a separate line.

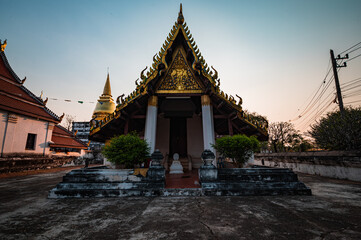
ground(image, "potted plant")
xmin=212 ymin=134 xmax=260 ymax=168
xmin=102 ymin=133 xmax=150 ymax=169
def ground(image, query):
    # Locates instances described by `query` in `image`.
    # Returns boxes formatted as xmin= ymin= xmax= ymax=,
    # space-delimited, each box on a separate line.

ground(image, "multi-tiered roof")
xmin=0 ymin=40 xmax=61 ymax=123
xmin=90 ymin=5 xmax=268 ymax=141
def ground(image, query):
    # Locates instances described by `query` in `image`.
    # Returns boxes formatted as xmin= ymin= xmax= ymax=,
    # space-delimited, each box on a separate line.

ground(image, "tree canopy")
xmin=213 ymin=134 xmax=260 ymax=167
xmin=102 ymin=133 xmax=150 ymax=168
xmin=309 ymin=107 xmax=361 ymax=151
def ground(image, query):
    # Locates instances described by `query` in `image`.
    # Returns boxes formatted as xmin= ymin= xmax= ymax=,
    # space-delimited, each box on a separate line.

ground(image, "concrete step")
xmin=48 ymin=188 xmax=164 ymax=198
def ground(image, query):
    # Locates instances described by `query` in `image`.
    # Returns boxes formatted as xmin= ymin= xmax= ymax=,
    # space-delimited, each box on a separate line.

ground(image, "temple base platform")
xmin=48 ymin=166 xmax=311 ymax=198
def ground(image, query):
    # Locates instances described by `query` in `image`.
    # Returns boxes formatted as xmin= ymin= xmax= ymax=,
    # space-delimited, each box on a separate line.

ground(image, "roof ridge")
xmin=0 ymin=49 xmax=60 ymax=122
xmin=55 ymin=125 xmax=88 ymax=146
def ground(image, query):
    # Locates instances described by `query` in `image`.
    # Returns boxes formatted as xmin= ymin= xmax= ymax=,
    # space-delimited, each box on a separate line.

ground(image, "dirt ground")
xmin=0 ymin=168 xmax=361 ymax=240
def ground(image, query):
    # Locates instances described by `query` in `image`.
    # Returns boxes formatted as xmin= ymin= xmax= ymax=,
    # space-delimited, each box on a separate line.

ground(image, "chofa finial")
xmin=177 ymin=3 xmax=184 ymax=24
xmin=1 ymin=39 xmax=7 ymax=52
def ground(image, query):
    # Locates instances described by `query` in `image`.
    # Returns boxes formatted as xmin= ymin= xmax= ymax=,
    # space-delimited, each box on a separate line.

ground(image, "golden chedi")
xmin=92 ymin=73 xmax=116 ymax=120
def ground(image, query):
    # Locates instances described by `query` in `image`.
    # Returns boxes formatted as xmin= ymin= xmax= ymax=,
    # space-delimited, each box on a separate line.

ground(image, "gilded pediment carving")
xmin=157 ymin=50 xmax=202 ymax=93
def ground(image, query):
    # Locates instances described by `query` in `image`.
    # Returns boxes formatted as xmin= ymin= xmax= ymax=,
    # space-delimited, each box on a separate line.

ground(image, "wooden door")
xmin=169 ymin=117 xmax=187 ymax=157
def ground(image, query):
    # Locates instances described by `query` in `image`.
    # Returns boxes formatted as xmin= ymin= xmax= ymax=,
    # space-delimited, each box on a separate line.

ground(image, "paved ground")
xmin=0 ymin=169 xmax=361 ymax=240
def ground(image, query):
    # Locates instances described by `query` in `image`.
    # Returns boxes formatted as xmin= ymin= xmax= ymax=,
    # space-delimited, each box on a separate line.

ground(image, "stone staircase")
xmin=48 ymin=166 xmax=165 ymax=198
xmin=200 ymin=166 xmax=312 ymax=196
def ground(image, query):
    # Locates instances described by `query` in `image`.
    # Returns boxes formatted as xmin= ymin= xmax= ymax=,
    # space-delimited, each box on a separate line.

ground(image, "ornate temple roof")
xmin=0 ymin=40 xmax=61 ymax=123
xmin=90 ymin=5 xmax=268 ymax=141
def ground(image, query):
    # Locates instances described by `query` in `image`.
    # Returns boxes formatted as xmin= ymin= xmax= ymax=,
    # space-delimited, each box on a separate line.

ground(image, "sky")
xmin=1 ymin=0 xmax=361 ymax=133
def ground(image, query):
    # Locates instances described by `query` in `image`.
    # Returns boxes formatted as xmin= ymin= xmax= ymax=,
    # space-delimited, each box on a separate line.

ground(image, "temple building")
xmin=0 ymin=39 xmax=87 ymax=157
xmin=89 ymin=5 xmax=268 ymax=168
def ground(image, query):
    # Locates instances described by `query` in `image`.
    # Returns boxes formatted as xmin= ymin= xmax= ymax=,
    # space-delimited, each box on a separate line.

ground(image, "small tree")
xmin=213 ymin=134 xmax=260 ymax=167
xmin=61 ymin=114 xmax=76 ymax=131
xmin=268 ymin=122 xmax=300 ymax=152
xmin=309 ymin=107 xmax=361 ymax=151
xmin=102 ymin=133 xmax=150 ymax=168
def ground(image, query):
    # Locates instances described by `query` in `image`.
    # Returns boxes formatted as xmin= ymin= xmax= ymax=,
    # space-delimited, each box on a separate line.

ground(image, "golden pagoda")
xmin=92 ymin=73 xmax=116 ymax=120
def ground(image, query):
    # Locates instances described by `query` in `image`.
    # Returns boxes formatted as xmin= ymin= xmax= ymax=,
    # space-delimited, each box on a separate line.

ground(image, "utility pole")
xmin=330 ymin=49 xmax=348 ymax=113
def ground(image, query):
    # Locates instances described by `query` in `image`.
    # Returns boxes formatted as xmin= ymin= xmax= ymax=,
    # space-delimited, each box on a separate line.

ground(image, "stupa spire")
xmin=92 ymin=73 xmax=116 ymax=120
xmin=102 ymin=73 xmax=112 ymax=96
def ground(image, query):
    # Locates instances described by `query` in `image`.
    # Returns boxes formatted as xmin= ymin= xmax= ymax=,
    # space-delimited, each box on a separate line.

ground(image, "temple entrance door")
xmin=169 ymin=117 xmax=187 ymax=158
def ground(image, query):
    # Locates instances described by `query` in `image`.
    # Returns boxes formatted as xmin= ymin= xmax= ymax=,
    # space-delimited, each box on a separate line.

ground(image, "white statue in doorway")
xmin=169 ymin=153 xmax=184 ymax=174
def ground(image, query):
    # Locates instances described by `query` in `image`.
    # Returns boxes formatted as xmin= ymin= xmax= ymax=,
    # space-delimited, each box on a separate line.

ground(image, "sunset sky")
xmin=1 ymin=0 xmax=361 ymax=133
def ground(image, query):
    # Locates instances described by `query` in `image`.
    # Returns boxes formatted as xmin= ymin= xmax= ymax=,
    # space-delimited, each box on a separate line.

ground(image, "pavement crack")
xmin=195 ymin=198 xmax=219 ymax=240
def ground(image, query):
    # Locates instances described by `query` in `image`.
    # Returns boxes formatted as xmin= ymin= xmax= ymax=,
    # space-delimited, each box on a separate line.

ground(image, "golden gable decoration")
xmin=157 ymin=50 xmax=202 ymax=93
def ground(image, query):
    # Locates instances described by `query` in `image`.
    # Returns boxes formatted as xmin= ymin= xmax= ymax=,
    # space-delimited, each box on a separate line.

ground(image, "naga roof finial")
xmin=0 ymin=39 xmax=7 ymax=52
xmin=177 ymin=3 xmax=184 ymax=24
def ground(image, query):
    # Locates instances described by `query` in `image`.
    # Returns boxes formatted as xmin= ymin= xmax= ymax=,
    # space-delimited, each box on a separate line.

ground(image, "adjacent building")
xmin=0 ymin=40 xmax=61 ymax=156
xmin=0 ymin=39 xmax=87 ymax=157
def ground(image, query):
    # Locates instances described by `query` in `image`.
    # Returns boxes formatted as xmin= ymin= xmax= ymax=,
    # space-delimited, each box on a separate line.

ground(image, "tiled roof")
xmin=0 ymin=50 xmax=60 ymax=122
xmin=50 ymin=125 xmax=87 ymax=149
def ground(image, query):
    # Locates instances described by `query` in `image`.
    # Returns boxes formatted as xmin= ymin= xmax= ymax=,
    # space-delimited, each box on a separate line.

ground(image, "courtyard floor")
xmin=0 ymin=168 xmax=361 ymax=240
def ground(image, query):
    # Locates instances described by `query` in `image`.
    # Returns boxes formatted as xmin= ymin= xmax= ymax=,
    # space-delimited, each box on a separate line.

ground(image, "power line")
xmin=289 ymin=61 xmax=332 ymax=122
xmin=346 ymin=53 xmax=361 ymax=62
xmin=298 ymin=75 xmax=334 ymax=118
xmin=296 ymin=91 xmax=335 ymax=127
xmin=340 ymin=77 xmax=361 ymax=87
xmin=290 ymin=70 xmax=333 ymax=122
xmin=298 ymin=99 xmax=335 ymax=132
xmin=348 ymin=45 xmax=361 ymax=54
xmin=344 ymin=99 xmax=361 ymax=104
xmin=339 ymin=41 xmax=361 ymax=55
xmin=344 ymin=91 xmax=361 ymax=98
xmin=342 ymin=83 xmax=361 ymax=92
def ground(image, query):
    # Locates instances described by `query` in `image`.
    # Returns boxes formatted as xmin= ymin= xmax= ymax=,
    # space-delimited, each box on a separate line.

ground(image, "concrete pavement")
xmin=0 ymin=169 xmax=361 ymax=239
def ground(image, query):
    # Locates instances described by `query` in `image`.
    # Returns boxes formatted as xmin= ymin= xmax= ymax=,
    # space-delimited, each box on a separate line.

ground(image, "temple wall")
xmin=187 ymin=115 xmax=204 ymax=168
xmin=155 ymin=116 xmax=170 ymax=156
xmin=0 ymin=110 xmax=6 ymax=152
xmin=254 ymin=152 xmax=361 ymax=182
xmin=0 ymin=110 xmax=52 ymax=156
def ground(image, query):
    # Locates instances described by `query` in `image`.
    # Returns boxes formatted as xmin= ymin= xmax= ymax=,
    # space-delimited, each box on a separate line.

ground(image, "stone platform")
xmin=49 ymin=165 xmax=311 ymax=198
xmin=48 ymin=166 xmax=165 ymax=198
xmin=200 ymin=167 xmax=311 ymax=196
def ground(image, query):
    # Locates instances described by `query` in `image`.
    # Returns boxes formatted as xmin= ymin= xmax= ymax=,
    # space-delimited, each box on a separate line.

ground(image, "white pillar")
xmin=201 ymin=95 xmax=215 ymax=156
xmin=144 ymin=96 xmax=158 ymax=154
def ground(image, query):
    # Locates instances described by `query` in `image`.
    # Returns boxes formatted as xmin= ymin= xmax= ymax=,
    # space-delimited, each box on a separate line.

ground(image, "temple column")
xmin=201 ymin=95 xmax=215 ymax=161
xmin=144 ymin=96 xmax=158 ymax=154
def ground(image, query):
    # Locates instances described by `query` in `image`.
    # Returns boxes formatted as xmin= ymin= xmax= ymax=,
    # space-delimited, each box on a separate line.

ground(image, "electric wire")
xmin=296 ymin=91 xmax=335 ymax=129
xmin=339 ymin=41 xmax=361 ymax=55
xmin=347 ymin=45 xmax=361 ymax=54
xmin=289 ymin=67 xmax=333 ymax=122
xmin=346 ymin=53 xmax=361 ymax=62
xmin=289 ymin=59 xmax=332 ymax=122
xmin=299 ymin=99 xmax=335 ymax=132
xmin=340 ymin=77 xmax=361 ymax=87
xmin=344 ymin=99 xmax=361 ymax=104
xmin=295 ymin=75 xmax=335 ymax=122
xmin=342 ymin=83 xmax=361 ymax=92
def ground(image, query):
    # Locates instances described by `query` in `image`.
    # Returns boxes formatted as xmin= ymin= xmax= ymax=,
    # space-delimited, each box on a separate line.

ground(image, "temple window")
xmin=25 ymin=133 xmax=37 ymax=150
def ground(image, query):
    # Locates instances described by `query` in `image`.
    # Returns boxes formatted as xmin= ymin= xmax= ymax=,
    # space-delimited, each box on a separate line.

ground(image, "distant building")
xmin=72 ymin=121 xmax=103 ymax=150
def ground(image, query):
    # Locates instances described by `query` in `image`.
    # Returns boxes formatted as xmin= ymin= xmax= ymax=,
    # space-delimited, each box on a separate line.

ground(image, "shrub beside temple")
xmin=102 ymin=133 xmax=150 ymax=168
xmin=213 ymin=134 xmax=260 ymax=167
